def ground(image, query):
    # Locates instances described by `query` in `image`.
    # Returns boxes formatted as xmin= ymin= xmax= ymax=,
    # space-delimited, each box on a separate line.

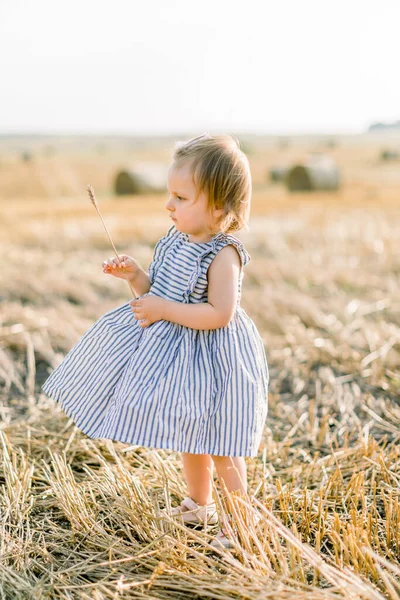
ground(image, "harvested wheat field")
xmin=0 ymin=133 xmax=399 ymax=599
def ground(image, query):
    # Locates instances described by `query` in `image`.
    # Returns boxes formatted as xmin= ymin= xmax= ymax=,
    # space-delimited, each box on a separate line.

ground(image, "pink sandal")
xmin=210 ymin=526 xmax=235 ymax=549
xmin=164 ymin=496 xmax=219 ymax=526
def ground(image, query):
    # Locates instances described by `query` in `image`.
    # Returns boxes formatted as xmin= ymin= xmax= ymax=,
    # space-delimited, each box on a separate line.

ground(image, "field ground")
xmin=0 ymin=133 xmax=399 ymax=598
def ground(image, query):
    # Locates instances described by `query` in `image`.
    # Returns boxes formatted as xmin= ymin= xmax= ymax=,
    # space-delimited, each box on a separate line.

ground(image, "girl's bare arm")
xmin=129 ymin=267 xmax=152 ymax=296
xmin=161 ymin=301 xmax=227 ymax=330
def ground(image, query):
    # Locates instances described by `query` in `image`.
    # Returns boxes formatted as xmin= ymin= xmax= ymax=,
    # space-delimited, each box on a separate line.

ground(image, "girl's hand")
xmin=102 ymin=254 xmax=140 ymax=282
xmin=129 ymin=296 xmax=166 ymax=328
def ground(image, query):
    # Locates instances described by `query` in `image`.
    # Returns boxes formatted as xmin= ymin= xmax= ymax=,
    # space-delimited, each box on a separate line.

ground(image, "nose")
xmin=165 ymin=196 xmax=175 ymax=212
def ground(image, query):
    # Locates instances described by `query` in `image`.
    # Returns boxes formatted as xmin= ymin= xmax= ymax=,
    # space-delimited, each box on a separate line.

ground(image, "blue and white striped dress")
xmin=41 ymin=224 xmax=269 ymax=457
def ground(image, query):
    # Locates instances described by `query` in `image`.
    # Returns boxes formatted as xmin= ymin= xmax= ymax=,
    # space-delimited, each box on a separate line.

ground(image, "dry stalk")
xmin=87 ymin=184 xmax=137 ymax=299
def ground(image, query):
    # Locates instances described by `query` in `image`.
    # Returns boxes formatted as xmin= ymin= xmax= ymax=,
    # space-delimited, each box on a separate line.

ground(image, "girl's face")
xmin=165 ymin=161 xmax=223 ymax=242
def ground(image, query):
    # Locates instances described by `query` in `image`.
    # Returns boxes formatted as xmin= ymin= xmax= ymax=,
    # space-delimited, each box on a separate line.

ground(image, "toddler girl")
xmin=41 ymin=133 xmax=269 ymax=550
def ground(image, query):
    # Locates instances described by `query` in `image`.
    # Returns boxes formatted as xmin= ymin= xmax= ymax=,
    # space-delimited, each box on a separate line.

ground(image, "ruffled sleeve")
xmin=148 ymin=224 xmax=180 ymax=285
xmin=182 ymin=232 xmax=251 ymax=303
xmin=219 ymin=234 xmax=251 ymax=270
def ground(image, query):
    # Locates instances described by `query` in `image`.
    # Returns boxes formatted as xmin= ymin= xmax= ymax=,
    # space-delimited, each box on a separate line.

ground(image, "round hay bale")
xmin=21 ymin=151 xmax=32 ymax=162
xmin=269 ymin=165 xmax=289 ymax=183
xmin=326 ymin=138 xmax=338 ymax=148
xmin=380 ymin=149 xmax=399 ymax=161
xmin=114 ymin=161 xmax=168 ymax=195
xmin=285 ymin=155 xmax=340 ymax=192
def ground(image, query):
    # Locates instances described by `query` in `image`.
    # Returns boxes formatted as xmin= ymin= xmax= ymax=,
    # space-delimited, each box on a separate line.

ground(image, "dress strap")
xmin=148 ymin=225 xmax=180 ymax=284
xmin=182 ymin=232 xmax=251 ymax=303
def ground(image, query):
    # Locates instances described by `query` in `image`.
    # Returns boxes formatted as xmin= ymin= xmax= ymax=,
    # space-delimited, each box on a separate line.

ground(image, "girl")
xmin=41 ymin=133 xmax=269 ymax=550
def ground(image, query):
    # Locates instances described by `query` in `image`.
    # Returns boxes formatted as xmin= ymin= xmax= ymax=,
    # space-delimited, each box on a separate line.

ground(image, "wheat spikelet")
xmin=87 ymin=184 xmax=137 ymax=299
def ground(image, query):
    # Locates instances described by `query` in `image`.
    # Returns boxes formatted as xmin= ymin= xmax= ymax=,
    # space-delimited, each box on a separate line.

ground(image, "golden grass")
xmin=0 ymin=135 xmax=399 ymax=598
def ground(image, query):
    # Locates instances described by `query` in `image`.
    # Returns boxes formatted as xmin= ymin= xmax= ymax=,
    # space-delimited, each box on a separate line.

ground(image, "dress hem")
xmin=41 ymin=383 xmax=261 ymax=458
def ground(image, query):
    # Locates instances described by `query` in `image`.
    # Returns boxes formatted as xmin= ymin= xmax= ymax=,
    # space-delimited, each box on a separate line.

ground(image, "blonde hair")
xmin=171 ymin=133 xmax=251 ymax=234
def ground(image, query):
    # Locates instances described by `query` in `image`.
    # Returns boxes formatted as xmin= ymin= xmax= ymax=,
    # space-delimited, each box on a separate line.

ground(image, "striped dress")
xmin=41 ymin=224 xmax=269 ymax=457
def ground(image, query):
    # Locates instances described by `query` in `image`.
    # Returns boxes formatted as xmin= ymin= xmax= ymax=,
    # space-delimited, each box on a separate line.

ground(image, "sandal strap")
xmin=181 ymin=497 xmax=215 ymax=510
xmin=181 ymin=496 xmax=217 ymax=523
xmin=181 ymin=497 xmax=202 ymax=511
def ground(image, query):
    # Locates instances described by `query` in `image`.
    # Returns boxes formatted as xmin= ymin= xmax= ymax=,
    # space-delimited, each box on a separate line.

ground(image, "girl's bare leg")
xmin=210 ymin=456 xmax=247 ymax=496
xmin=181 ymin=453 xmax=214 ymax=505
xmin=210 ymin=455 xmax=248 ymax=533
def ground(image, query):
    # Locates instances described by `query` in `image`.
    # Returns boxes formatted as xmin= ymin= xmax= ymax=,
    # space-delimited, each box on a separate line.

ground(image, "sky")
xmin=1 ymin=0 xmax=399 ymax=136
